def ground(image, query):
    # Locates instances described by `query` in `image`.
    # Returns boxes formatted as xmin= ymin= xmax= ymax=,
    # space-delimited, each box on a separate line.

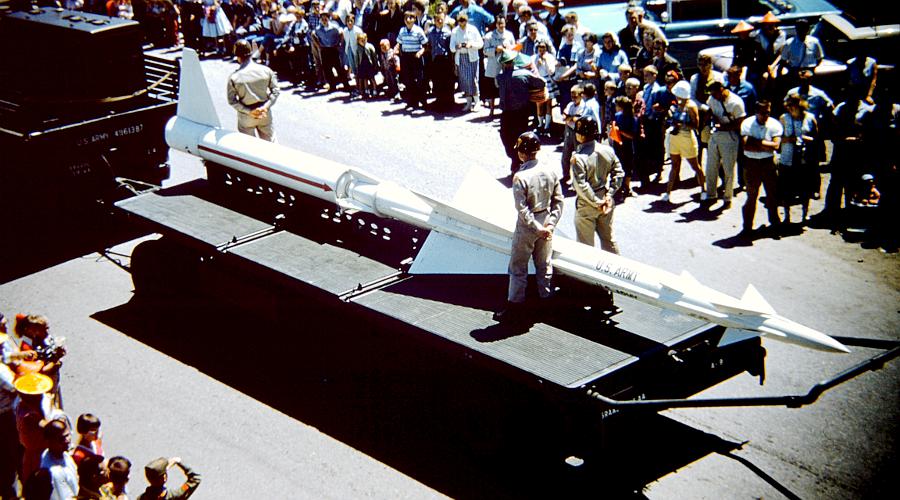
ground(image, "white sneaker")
xmin=700 ymin=192 xmax=709 ymax=201
xmin=661 ymin=193 xmax=670 ymax=202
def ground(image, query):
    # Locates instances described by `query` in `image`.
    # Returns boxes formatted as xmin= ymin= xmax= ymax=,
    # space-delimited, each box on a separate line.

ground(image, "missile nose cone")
xmin=762 ymin=317 xmax=850 ymax=354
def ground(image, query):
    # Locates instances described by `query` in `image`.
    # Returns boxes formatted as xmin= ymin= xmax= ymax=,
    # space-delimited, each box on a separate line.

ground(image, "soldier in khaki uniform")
xmin=227 ymin=39 xmax=280 ymax=142
xmin=494 ymin=132 xmax=564 ymax=322
xmin=571 ymin=116 xmax=624 ymax=254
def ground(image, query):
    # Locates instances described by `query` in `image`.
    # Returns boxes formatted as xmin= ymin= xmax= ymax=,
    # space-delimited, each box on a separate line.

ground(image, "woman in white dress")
xmin=201 ymin=0 xmax=233 ymax=56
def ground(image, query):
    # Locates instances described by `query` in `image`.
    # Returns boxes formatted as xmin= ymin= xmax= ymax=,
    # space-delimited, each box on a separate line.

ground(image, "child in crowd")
xmin=582 ymin=82 xmax=600 ymax=123
xmin=356 ymin=33 xmax=379 ymax=100
xmin=612 ymin=95 xmax=639 ymax=199
xmin=100 ymin=456 xmax=132 ymax=499
xmin=533 ymin=41 xmax=558 ymax=136
xmin=602 ymin=80 xmax=618 ymax=137
xmin=561 ymin=84 xmax=587 ymax=185
xmin=379 ymin=39 xmax=401 ymax=102
xmin=72 ymin=413 xmax=105 ymax=465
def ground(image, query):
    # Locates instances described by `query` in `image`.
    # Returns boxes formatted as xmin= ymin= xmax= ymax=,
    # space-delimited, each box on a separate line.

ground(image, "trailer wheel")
xmin=130 ymin=238 xmax=200 ymax=297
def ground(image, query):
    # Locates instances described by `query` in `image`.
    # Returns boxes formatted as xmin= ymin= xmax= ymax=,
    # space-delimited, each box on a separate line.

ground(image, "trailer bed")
xmin=117 ymin=181 xmax=742 ymax=393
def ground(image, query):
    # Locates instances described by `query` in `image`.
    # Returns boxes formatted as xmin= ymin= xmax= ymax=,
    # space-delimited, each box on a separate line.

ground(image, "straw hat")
xmin=731 ymin=20 xmax=754 ymax=33
xmin=759 ymin=11 xmax=780 ymax=24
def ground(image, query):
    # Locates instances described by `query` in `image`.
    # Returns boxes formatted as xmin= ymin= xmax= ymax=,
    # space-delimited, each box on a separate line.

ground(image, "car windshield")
xmin=826 ymin=0 xmax=900 ymax=26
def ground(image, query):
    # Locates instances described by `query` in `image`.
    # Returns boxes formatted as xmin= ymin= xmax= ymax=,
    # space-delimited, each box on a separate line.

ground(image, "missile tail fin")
xmin=717 ymin=328 xmax=761 ymax=348
xmin=409 ymin=231 xmax=510 ymax=274
xmin=741 ymin=284 xmax=776 ymax=315
xmin=176 ymin=48 xmax=221 ymax=128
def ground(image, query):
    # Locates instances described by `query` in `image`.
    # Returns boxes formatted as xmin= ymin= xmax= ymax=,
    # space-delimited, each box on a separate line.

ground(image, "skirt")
xmin=457 ymin=57 xmax=480 ymax=96
xmin=201 ymin=8 xmax=232 ymax=38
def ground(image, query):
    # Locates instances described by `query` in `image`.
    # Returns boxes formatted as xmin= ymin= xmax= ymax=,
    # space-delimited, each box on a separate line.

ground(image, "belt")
xmin=243 ymin=100 xmax=266 ymax=109
xmin=533 ymin=208 xmax=548 ymax=214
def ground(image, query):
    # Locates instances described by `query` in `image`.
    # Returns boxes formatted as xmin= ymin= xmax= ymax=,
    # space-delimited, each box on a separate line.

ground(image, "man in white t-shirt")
xmin=40 ymin=419 xmax=79 ymax=500
xmin=740 ymin=100 xmax=782 ymax=236
xmin=705 ymin=80 xmax=745 ymax=208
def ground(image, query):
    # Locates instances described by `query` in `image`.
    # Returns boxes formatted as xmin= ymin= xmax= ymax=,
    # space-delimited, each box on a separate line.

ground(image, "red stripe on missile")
xmin=198 ymin=144 xmax=333 ymax=192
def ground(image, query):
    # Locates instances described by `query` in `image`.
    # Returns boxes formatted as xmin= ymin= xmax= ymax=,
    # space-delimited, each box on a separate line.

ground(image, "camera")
xmin=34 ymin=337 xmax=65 ymax=364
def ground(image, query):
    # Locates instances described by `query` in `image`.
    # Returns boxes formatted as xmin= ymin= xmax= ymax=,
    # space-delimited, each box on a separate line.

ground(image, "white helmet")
xmin=672 ymin=81 xmax=691 ymax=99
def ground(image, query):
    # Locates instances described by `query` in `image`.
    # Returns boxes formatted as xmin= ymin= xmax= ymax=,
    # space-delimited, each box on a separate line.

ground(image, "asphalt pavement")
xmin=1 ymin=51 xmax=897 ymax=499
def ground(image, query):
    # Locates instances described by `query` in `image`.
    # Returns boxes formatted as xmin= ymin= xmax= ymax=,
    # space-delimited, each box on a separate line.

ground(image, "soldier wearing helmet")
xmin=227 ymin=39 xmax=281 ymax=142
xmin=494 ymin=132 xmax=564 ymax=323
xmin=571 ymin=116 xmax=624 ymax=254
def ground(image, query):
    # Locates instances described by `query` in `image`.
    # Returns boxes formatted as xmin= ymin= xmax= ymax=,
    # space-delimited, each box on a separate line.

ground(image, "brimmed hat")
xmin=145 ymin=458 xmax=169 ymax=480
xmin=14 ymin=373 xmax=54 ymax=395
xmin=672 ymin=81 xmax=691 ymax=99
xmin=499 ymin=49 xmax=518 ymax=64
xmin=499 ymin=49 xmax=530 ymax=67
xmin=758 ymin=11 xmax=780 ymax=24
xmin=731 ymin=20 xmax=753 ymax=33
xmin=541 ymin=0 xmax=563 ymax=8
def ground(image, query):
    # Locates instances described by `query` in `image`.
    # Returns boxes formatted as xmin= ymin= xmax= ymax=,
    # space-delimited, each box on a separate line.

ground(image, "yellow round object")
xmin=14 ymin=373 xmax=54 ymax=395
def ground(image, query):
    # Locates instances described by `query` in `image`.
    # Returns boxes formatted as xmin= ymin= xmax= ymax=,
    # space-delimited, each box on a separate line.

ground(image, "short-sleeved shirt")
xmin=707 ymin=91 xmax=746 ymax=136
xmin=781 ymin=35 xmax=824 ymax=69
xmin=741 ymin=116 xmax=783 ymax=159
xmin=397 ymin=25 xmax=427 ymax=53
xmin=40 ymin=451 xmax=79 ymax=500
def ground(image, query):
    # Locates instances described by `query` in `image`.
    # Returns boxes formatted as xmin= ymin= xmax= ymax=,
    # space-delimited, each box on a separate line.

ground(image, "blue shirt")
xmin=397 ymin=25 xmax=427 ymax=53
xmin=726 ymin=80 xmax=757 ymax=117
xmin=448 ymin=4 xmax=494 ymax=34
xmin=427 ymin=25 xmax=452 ymax=59
xmin=315 ymin=22 xmax=343 ymax=48
xmin=598 ymin=48 xmax=628 ymax=74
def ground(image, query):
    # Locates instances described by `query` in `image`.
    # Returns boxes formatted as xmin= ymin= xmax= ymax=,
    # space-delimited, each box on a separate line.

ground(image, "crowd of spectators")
xmin=11 ymin=0 xmax=897 ymax=246
xmin=1 ymin=313 xmax=201 ymax=499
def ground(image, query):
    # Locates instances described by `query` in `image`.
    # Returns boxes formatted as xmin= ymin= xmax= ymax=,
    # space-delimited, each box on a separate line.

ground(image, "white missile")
xmin=165 ymin=49 xmax=849 ymax=354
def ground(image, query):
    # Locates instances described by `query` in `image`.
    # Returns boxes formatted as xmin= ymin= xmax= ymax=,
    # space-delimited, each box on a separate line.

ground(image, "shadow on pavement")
xmin=0 ymin=204 xmax=147 ymax=284
xmin=93 ymin=289 xmax=747 ymax=499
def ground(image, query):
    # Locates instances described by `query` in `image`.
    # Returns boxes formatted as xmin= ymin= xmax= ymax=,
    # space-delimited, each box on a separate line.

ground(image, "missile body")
xmin=165 ymin=49 xmax=849 ymax=354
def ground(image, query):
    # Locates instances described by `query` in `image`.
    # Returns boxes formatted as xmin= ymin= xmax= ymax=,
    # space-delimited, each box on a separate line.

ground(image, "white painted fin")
xmin=717 ymin=328 xmax=761 ymax=348
xmin=176 ymin=48 xmax=221 ymax=128
xmin=451 ymin=167 xmax=518 ymax=233
xmin=740 ymin=284 xmax=776 ymax=315
xmin=409 ymin=231 xmax=514 ymax=274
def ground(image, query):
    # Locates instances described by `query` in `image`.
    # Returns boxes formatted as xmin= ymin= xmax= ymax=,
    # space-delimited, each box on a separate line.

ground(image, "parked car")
xmin=559 ymin=0 xmax=840 ymax=73
xmin=701 ymin=12 xmax=898 ymax=98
